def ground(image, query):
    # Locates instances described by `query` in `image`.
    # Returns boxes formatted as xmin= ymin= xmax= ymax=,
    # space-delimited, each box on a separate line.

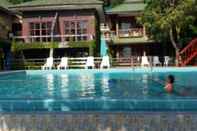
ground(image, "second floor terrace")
xmin=102 ymin=0 xmax=149 ymax=43
xmin=101 ymin=16 xmax=147 ymax=42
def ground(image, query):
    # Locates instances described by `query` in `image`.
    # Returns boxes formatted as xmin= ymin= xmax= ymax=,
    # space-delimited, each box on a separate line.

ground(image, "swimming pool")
xmin=0 ymin=67 xmax=197 ymax=112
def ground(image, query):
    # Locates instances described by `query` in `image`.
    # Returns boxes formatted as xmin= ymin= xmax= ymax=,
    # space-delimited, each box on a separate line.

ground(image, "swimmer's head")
xmin=167 ymin=75 xmax=175 ymax=84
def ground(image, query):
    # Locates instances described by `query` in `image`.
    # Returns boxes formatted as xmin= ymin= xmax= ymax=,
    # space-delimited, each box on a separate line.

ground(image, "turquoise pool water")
xmin=0 ymin=68 xmax=197 ymax=112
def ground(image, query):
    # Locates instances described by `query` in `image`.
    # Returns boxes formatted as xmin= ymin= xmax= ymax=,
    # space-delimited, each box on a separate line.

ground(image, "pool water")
xmin=0 ymin=68 xmax=197 ymax=112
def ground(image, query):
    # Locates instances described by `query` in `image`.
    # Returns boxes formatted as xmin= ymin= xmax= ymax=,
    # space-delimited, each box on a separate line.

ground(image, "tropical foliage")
xmin=11 ymin=42 xmax=59 ymax=51
xmin=140 ymin=0 xmax=197 ymax=57
xmin=11 ymin=40 xmax=95 ymax=52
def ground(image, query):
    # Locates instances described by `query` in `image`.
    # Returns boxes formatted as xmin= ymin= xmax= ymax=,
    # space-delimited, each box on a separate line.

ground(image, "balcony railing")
xmin=118 ymin=28 xmax=144 ymax=38
xmin=12 ymin=34 xmax=93 ymax=43
xmin=103 ymin=28 xmax=144 ymax=40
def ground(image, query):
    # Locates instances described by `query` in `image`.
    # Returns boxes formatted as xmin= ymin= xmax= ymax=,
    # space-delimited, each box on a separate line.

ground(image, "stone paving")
xmin=0 ymin=112 xmax=197 ymax=131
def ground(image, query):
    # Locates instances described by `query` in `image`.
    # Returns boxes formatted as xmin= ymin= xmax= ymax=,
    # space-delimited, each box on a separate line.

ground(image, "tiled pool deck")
xmin=0 ymin=112 xmax=197 ymax=131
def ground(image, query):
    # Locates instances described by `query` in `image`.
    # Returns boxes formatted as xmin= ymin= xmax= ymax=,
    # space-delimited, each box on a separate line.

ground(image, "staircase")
xmin=178 ymin=38 xmax=197 ymax=66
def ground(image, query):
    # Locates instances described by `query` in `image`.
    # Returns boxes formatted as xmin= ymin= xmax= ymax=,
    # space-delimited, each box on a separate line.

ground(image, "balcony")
xmin=104 ymin=28 xmax=146 ymax=41
xmin=12 ymin=34 xmax=95 ymax=49
xmin=118 ymin=28 xmax=144 ymax=38
xmin=12 ymin=34 xmax=93 ymax=45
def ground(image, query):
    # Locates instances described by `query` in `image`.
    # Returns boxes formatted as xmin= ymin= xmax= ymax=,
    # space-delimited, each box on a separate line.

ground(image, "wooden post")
xmin=59 ymin=18 xmax=65 ymax=42
xmin=49 ymin=48 xmax=54 ymax=58
xmin=143 ymin=26 xmax=146 ymax=38
xmin=51 ymin=12 xmax=58 ymax=42
xmin=39 ymin=16 xmax=42 ymax=43
xmin=116 ymin=21 xmax=119 ymax=37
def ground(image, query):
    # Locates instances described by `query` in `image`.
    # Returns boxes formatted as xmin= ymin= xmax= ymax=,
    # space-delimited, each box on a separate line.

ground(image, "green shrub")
xmin=11 ymin=41 xmax=59 ymax=52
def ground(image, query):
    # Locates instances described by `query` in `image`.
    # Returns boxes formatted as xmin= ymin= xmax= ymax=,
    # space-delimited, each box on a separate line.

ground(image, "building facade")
xmin=102 ymin=0 xmax=163 ymax=58
xmin=10 ymin=0 xmax=172 ymax=59
xmin=10 ymin=0 xmax=104 ymax=58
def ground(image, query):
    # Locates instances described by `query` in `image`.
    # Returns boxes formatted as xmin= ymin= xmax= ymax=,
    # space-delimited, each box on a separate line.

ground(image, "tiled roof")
xmin=0 ymin=0 xmax=12 ymax=8
xmin=0 ymin=0 xmax=15 ymax=15
xmin=124 ymin=0 xmax=145 ymax=3
xmin=106 ymin=0 xmax=146 ymax=14
xmin=11 ymin=0 xmax=103 ymax=7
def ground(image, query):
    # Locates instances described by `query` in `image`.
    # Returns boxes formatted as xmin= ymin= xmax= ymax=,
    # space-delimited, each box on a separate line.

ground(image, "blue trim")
xmin=100 ymin=35 xmax=108 ymax=57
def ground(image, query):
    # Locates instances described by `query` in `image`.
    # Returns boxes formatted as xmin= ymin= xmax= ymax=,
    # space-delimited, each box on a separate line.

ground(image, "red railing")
xmin=178 ymin=38 xmax=197 ymax=66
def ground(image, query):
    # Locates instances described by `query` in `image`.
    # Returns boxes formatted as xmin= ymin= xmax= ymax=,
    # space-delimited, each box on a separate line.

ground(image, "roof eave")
xmin=0 ymin=6 xmax=18 ymax=17
xmin=10 ymin=3 xmax=103 ymax=11
xmin=10 ymin=2 xmax=103 ymax=9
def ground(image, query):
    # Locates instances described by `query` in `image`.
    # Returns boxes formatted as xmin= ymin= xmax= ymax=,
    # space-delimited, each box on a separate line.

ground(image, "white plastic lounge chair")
xmin=85 ymin=56 xmax=95 ymax=69
xmin=141 ymin=56 xmax=150 ymax=67
xmin=164 ymin=56 xmax=170 ymax=66
xmin=153 ymin=56 xmax=161 ymax=66
xmin=57 ymin=57 xmax=68 ymax=70
xmin=42 ymin=57 xmax=53 ymax=70
xmin=100 ymin=55 xmax=110 ymax=69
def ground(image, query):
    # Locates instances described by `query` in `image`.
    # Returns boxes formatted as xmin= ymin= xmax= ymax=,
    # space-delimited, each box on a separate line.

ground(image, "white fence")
xmin=11 ymin=56 xmax=176 ymax=70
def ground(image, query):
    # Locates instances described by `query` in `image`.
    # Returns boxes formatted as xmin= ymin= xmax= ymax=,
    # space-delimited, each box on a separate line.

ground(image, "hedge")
xmin=11 ymin=41 xmax=59 ymax=52
xmin=11 ymin=40 xmax=96 ymax=52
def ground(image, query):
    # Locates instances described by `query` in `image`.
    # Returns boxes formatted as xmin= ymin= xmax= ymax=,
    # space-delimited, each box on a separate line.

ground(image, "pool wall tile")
xmin=0 ymin=113 xmax=197 ymax=131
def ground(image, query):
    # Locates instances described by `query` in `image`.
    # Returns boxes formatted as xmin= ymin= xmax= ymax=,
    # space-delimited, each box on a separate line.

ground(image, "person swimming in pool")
xmin=164 ymin=75 xmax=175 ymax=93
xmin=151 ymin=75 xmax=195 ymax=96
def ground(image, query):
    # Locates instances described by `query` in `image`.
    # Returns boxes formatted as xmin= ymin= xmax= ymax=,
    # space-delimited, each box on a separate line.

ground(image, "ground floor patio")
xmin=108 ymin=42 xmax=175 ymax=58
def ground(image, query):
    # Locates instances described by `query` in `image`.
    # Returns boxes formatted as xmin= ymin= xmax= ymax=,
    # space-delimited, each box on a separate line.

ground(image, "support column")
xmin=49 ymin=48 xmax=54 ymax=57
xmin=116 ymin=47 xmax=120 ymax=58
xmin=143 ymin=26 xmax=146 ymax=38
xmin=22 ymin=21 xmax=30 ymax=43
xmin=59 ymin=18 xmax=65 ymax=42
xmin=116 ymin=21 xmax=119 ymax=37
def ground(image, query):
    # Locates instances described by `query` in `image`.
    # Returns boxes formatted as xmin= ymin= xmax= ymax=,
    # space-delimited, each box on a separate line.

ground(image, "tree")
xmin=140 ymin=0 xmax=197 ymax=65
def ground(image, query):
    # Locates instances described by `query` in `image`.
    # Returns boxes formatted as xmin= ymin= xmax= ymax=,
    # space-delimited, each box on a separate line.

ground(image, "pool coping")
xmin=1 ymin=111 xmax=197 ymax=115
xmin=0 ymin=70 xmax=26 ymax=75
xmin=25 ymin=67 xmax=197 ymax=75
xmin=0 ymin=67 xmax=197 ymax=75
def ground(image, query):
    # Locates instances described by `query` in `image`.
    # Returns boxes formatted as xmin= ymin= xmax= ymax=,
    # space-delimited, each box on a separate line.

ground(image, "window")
xmin=120 ymin=22 xmax=131 ymax=30
xmin=122 ymin=47 xmax=131 ymax=58
xmin=30 ymin=22 xmax=52 ymax=42
xmin=64 ymin=20 xmax=88 ymax=42
xmin=77 ymin=20 xmax=88 ymax=41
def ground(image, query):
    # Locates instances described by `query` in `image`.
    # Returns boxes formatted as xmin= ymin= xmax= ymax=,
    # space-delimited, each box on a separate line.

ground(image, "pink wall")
xmin=22 ymin=14 xmax=96 ymax=42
